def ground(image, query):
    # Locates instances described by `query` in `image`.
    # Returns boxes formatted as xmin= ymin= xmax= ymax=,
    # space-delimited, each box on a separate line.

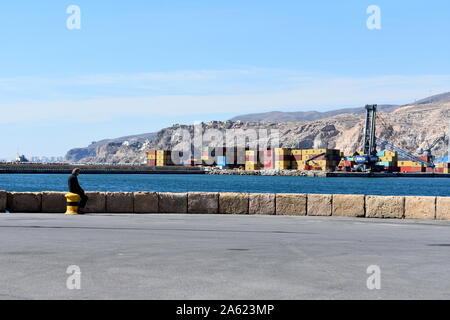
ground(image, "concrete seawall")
xmin=0 ymin=163 xmax=205 ymax=174
xmin=1 ymin=190 xmax=449 ymax=221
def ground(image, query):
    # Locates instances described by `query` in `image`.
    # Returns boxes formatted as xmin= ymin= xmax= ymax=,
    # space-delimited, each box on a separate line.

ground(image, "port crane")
xmin=376 ymin=138 xmax=435 ymax=168
xmin=349 ymin=104 xmax=437 ymax=171
xmin=350 ymin=105 xmax=380 ymax=170
xmin=416 ymin=135 xmax=446 ymax=158
xmin=305 ymin=152 xmax=327 ymax=166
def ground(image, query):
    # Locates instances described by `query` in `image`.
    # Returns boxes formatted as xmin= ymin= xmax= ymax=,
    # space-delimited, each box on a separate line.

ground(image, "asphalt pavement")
xmin=1 ymin=213 xmax=450 ymax=300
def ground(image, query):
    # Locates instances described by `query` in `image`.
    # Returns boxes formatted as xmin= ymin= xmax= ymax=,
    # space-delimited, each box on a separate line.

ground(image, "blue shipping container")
xmin=217 ymin=156 xmax=227 ymax=167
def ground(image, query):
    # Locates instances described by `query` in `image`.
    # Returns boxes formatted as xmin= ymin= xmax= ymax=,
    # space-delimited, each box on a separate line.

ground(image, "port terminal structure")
xmin=3 ymin=162 xmax=450 ymax=178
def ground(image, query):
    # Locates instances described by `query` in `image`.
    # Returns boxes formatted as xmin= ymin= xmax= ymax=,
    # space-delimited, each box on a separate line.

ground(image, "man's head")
xmin=72 ymin=168 xmax=81 ymax=176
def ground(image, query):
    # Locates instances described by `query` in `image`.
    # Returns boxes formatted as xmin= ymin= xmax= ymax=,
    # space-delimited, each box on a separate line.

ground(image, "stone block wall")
xmin=1 ymin=191 xmax=448 ymax=221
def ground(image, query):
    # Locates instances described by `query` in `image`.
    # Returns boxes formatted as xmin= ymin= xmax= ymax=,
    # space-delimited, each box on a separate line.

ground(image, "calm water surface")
xmin=0 ymin=174 xmax=449 ymax=196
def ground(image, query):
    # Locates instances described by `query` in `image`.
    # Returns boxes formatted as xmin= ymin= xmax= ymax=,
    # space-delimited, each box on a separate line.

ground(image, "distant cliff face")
xmin=65 ymin=102 xmax=450 ymax=164
xmin=65 ymin=132 xmax=156 ymax=164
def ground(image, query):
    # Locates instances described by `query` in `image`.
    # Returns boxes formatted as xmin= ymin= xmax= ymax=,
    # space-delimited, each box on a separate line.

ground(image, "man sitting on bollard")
xmin=68 ymin=168 xmax=88 ymax=214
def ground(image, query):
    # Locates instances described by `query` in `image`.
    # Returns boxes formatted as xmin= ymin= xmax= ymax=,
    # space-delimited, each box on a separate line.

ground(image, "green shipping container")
xmin=377 ymin=161 xmax=396 ymax=167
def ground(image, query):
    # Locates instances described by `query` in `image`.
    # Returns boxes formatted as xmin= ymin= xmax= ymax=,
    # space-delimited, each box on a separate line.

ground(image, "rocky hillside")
xmin=229 ymin=104 xmax=399 ymax=122
xmin=414 ymin=92 xmax=450 ymax=105
xmin=65 ymin=101 xmax=450 ymax=164
xmin=65 ymin=132 xmax=156 ymax=163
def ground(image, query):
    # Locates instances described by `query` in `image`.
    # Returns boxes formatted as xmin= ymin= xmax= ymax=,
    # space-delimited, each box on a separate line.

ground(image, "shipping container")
xmin=245 ymin=150 xmax=257 ymax=162
xmin=275 ymin=148 xmax=292 ymax=156
xmin=260 ymin=149 xmax=274 ymax=169
xmin=147 ymin=150 xmax=157 ymax=160
xmin=156 ymin=150 xmax=166 ymax=157
xmin=397 ymin=161 xmax=424 ymax=168
xmin=376 ymin=161 xmax=396 ymax=167
xmin=378 ymin=156 xmax=398 ymax=162
xmin=263 ymin=162 xmax=274 ymax=169
xmin=200 ymin=147 xmax=226 ymax=166
xmin=275 ymin=155 xmax=292 ymax=161
xmin=438 ymin=162 xmax=450 ymax=169
xmin=275 ymin=160 xmax=290 ymax=170
xmin=307 ymin=149 xmax=340 ymax=155
xmin=154 ymin=150 xmax=174 ymax=166
xmin=245 ymin=162 xmax=260 ymax=171
xmin=216 ymin=156 xmax=227 ymax=168
xmin=377 ymin=150 xmax=397 ymax=157
xmin=399 ymin=166 xmax=425 ymax=173
xmin=417 ymin=156 xmax=433 ymax=162
xmin=201 ymin=147 xmax=225 ymax=158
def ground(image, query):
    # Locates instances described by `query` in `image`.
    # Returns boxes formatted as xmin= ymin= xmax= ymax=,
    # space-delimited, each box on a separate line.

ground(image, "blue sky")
xmin=1 ymin=0 xmax=450 ymax=159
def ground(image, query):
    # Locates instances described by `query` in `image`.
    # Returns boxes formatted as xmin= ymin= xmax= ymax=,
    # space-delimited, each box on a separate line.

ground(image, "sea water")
xmin=0 ymin=174 xmax=449 ymax=196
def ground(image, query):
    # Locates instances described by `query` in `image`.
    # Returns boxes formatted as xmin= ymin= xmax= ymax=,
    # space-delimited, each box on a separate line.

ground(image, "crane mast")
xmin=363 ymin=104 xmax=377 ymax=156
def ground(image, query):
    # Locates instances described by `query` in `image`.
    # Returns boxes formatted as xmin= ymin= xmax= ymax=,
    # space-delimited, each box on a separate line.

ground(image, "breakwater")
xmin=208 ymin=168 xmax=450 ymax=178
xmin=3 ymin=164 xmax=450 ymax=178
xmin=0 ymin=163 xmax=204 ymax=174
xmin=1 ymin=190 xmax=449 ymax=221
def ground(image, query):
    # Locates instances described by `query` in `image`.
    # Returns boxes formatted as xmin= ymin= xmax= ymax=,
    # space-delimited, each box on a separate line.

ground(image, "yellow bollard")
xmin=65 ymin=193 xmax=81 ymax=215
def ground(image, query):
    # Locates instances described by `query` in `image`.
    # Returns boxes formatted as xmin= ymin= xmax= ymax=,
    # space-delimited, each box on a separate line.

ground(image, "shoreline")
xmin=206 ymin=168 xmax=324 ymax=177
xmin=2 ymin=163 xmax=450 ymax=178
xmin=206 ymin=168 xmax=450 ymax=178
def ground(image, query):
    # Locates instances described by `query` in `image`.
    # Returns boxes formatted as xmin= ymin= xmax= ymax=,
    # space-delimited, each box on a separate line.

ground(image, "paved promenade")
xmin=1 ymin=213 xmax=449 ymax=299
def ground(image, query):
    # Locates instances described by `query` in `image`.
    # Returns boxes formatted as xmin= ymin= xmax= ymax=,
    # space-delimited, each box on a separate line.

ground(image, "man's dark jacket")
xmin=68 ymin=175 xmax=85 ymax=195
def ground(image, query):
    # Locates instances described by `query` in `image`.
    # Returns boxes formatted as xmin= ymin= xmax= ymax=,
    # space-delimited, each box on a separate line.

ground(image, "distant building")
xmin=15 ymin=154 xmax=29 ymax=163
xmin=28 ymin=156 xmax=65 ymax=163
